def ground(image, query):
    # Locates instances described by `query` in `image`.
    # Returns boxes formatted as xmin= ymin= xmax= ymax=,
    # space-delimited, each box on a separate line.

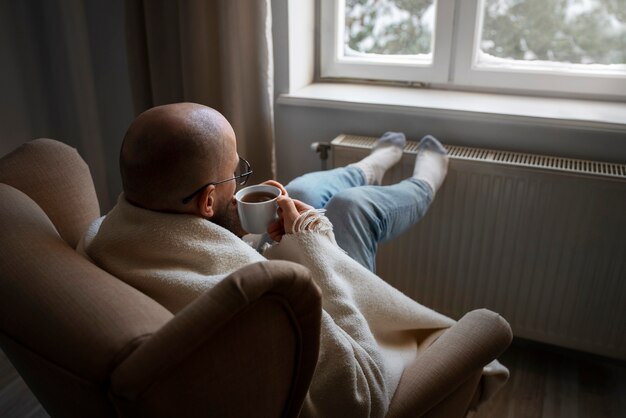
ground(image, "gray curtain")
xmin=0 ymin=0 xmax=135 ymax=211
xmin=125 ymin=0 xmax=276 ymax=181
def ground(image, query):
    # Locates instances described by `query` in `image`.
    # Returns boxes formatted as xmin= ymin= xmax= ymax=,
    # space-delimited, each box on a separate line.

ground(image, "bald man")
xmin=116 ymin=102 xmax=448 ymax=271
xmin=81 ymin=103 xmax=507 ymax=417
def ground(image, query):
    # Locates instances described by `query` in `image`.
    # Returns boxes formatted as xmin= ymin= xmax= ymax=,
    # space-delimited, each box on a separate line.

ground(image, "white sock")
xmin=349 ymin=132 xmax=406 ymax=185
xmin=413 ymin=135 xmax=449 ymax=195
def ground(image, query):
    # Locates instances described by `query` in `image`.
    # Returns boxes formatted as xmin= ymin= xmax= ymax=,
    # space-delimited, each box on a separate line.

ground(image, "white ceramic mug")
xmin=235 ymin=184 xmax=281 ymax=234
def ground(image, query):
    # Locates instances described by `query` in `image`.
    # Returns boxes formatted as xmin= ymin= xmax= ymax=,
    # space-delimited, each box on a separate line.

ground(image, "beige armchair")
xmin=0 ymin=139 xmax=512 ymax=417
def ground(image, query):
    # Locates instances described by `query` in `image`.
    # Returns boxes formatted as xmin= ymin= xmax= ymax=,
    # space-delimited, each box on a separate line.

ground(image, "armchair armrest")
xmin=387 ymin=309 xmax=512 ymax=418
xmin=110 ymin=260 xmax=322 ymax=418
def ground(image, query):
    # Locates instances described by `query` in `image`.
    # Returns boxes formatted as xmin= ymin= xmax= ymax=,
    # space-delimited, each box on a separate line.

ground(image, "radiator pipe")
xmin=311 ymin=142 xmax=331 ymax=170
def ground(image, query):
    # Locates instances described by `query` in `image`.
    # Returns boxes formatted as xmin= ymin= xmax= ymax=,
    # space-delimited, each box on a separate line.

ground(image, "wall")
xmin=273 ymin=99 xmax=626 ymax=183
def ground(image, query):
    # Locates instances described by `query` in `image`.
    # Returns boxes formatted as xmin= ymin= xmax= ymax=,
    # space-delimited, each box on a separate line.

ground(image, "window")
xmin=320 ymin=0 xmax=455 ymax=83
xmin=320 ymin=0 xmax=626 ymax=98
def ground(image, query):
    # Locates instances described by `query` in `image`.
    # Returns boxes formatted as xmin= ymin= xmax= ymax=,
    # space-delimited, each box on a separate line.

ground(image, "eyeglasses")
xmin=181 ymin=157 xmax=252 ymax=204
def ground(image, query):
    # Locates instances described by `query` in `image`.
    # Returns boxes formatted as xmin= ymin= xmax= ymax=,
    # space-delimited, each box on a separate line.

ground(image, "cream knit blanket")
xmin=83 ymin=196 xmax=507 ymax=417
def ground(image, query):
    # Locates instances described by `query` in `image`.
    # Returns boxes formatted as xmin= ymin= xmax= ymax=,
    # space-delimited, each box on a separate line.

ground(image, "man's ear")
xmin=197 ymin=185 xmax=216 ymax=218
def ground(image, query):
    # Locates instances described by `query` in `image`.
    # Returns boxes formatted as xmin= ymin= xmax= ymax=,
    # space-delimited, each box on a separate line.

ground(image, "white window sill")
xmin=277 ymin=83 xmax=626 ymax=132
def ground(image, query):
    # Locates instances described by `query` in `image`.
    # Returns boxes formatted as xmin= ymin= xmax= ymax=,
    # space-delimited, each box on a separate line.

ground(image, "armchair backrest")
xmin=0 ymin=138 xmax=100 ymax=248
xmin=0 ymin=139 xmax=175 ymax=416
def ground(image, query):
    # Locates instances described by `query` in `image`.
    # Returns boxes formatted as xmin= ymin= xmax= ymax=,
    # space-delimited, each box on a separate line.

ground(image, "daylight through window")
xmin=320 ymin=0 xmax=626 ymax=98
xmin=344 ymin=0 xmax=436 ymax=62
xmin=478 ymin=0 xmax=626 ymax=71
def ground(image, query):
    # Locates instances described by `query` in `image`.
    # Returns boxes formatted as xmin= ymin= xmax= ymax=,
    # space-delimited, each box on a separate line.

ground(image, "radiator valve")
xmin=311 ymin=142 xmax=331 ymax=160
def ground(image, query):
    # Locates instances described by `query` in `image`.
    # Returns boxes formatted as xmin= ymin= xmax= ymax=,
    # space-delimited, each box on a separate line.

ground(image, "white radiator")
xmin=331 ymin=134 xmax=626 ymax=360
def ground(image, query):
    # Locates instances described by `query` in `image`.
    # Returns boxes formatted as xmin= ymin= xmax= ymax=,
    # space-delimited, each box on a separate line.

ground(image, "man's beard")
xmin=210 ymin=199 xmax=247 ymax=238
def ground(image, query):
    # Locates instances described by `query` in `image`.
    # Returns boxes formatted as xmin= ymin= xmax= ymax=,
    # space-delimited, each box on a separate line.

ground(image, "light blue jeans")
xmin=284 ymin=166 xmax=434 ymax=273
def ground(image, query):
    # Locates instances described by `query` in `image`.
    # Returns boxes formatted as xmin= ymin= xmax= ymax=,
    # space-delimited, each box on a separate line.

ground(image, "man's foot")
xmin=413 ymin=135 xmax=448 ymax=195
xmin=349 ymin=132 xmax=406 ymax=185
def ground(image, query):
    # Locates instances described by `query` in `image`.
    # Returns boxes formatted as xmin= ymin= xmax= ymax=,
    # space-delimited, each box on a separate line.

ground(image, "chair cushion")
xmin=0 ymin=138 xmax=100 ymax=248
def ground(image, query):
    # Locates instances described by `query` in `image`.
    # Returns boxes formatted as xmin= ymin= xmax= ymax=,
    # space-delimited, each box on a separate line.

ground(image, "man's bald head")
xmin=120 ymin=103 xmax=235 ymax=211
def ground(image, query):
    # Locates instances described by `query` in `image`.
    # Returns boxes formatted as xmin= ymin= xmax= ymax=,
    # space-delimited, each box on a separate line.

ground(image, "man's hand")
xmin=267 ymin=196 xmax=314 ymax=242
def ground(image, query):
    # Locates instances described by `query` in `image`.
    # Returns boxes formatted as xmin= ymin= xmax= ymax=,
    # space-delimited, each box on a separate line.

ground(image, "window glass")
xmin=344 ymin=0 xmax=436 ymax=59
xmin=479 ymin=0 xmax=626 ymax=68
xmin=322 ymin=0 xmax=626 ymax=97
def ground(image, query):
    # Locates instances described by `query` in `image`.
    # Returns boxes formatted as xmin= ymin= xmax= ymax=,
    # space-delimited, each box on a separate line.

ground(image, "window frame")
xmin=320 ymin=0 xmax=455 ymax=83
xmin=320 ymin=0 xmax=626 ymax=100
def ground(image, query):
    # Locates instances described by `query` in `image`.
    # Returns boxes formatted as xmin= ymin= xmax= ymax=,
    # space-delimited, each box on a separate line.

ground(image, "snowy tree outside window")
xmin=479 ymin=0 xmax=626 ymax=68
xmin=344 ymin=0 xmax=435 ymax=59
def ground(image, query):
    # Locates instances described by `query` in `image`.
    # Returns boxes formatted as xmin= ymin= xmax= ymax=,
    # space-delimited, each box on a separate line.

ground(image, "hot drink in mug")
xmin=235 ymin=185 xmax=281 ymax=234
